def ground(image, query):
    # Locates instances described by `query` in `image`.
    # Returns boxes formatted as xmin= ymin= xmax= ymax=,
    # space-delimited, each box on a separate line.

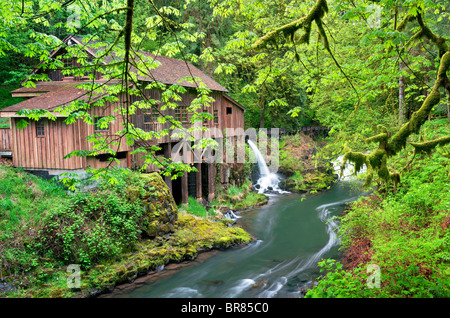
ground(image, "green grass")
xmin=212 ymin=179 xmax=268 ymax=211
xmin=0 ymin=166 xmax=67 ymax=232
xmin=232 ymin=191 xmax=269 ymax=210
xmin=180 ymin=197 xmax=216 ymax=219
xmin=0 ymin=165 xmax=68 ymax=274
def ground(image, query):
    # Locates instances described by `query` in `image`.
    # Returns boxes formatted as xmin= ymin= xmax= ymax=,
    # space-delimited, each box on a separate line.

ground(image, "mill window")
xmin=36 ymin=120 xmax=45 ymax=137
xmin=213 ymin=109 xmax=219 ymax=124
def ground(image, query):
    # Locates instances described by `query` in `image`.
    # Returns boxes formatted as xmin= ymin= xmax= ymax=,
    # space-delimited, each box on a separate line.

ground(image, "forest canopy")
xmin=0 ymin=0 xmax=449 ymax=187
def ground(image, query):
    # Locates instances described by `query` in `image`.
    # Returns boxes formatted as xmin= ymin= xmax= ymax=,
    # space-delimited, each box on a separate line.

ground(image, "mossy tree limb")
xmin=410 ymin=136 xmax=450 ymax=154
xmin=342 ymin=48 xmax=449 ymax=186
xmin=342 ymin=48 xmax=450 ymax=187
xmin=387 ymin=51 xmax=449 ymax=155
xmin=254 ymin=1 xmax=449 ymax=189
xmin=253 ymin=0 xmax=358 ymax=102
xmin=252 ymin=0 xmax=329 ymax=50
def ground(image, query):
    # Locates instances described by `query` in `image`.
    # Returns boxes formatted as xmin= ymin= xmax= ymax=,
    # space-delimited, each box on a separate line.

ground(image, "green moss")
xmin=411 ymin=91 xmax=440 ymax=133
xmin=365 ymin=133 xmax=388 ymax=144
xmin=387 ymin=122 xmax=411 ymax=155
xmin=437 ymin=52 xmax=450 ymax=79
xmin=342 ymin=31 xmax=449 ymax=188
xmin=410 ymin=136 xmax=450 ymax=154
xmin=253 ymin=0 xmax=328 ymax=50
xmin=396 ymin=14 xmax=416 ymax=31
xmin=10 ymin=212 xmax=253 ymax=298
xmin=140 ymin=172 xmax=178 ymax=238
xmin=125 ymin=186 xmax=141 ymax=202
xmin=0 ymin=167 xmax=255 ymax=298
xmin=342 ymin=150 xmax=366 ymax=176
xmin=363 ymin=165 xmax=374 ymax=187
xmin=366 ymin=148 xmax=385 ymax=169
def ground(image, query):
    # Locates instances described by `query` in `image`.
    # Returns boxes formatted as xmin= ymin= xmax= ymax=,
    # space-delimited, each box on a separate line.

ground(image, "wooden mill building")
xmin=0 ymin=35 xmax=245 ymax=204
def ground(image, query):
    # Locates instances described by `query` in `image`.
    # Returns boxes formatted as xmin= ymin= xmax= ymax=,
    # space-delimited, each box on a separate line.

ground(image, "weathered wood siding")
xmin=8 ymin=88 xmax=244 ymax=172
xmin=130 ymin=89 xmax=172 ymax=145
xmin=11 ymin=118 xmax=86 ymax=170
xmin=11 ymin=108 xmax=132 ymax=170
xmin=131 ymin=90 xmax=225 ymax=142
xmin=0 ymin=128 xmax=11 ymax=151
xmin=85 ymin=95 xmax=132 ymax=154
xmin=222 ymin=96 xmax=244 ymax=135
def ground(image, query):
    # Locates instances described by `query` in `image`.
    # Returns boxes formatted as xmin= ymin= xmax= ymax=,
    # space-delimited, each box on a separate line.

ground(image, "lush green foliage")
xmin=305 ymin=259 xmax=369 ymax=298
xmin=0 ymin=0 xmax=449 ymax=299
xmin=0 ymin=165 xmax=253 ymax=298
xmin=278 ymin=133 xmax=335 ymax=193
xmin=307 ymin=118 xmax=450 ymax=298
xmin=179 ymin=196 xmax=215 ymax=219
xmin=0 ymin=167 xmax=148 ymax=273
xmin=36 ymin=169 xmax=149 ymax=269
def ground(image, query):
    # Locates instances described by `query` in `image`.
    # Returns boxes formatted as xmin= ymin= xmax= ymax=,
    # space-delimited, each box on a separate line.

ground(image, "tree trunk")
xmin=399 ymin=62 xmax=406 ymax=124
xmin=447 ymin=95 xmax=450 ymax=128
xmin=259 ymin=105 xmax=265 ymax=128
xmin=259 ymin=95 xmax=266 ymax=128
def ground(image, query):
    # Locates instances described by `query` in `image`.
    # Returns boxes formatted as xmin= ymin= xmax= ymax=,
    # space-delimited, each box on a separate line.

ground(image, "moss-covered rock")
xmin=71 ymin=214 xmax=253 ymax=297
xmin=139 ymin=172 xmax=178 ymax=238
xmin=0 ymin=168 xmax=254 ymax=298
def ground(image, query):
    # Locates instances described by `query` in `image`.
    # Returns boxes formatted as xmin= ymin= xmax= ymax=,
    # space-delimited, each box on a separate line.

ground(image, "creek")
xmin=104 ymin=147 xmax=366 ymax=298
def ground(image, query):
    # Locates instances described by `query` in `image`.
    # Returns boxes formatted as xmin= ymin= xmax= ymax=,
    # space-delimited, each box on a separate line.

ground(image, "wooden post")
xmin=207 ymin=163 xmax=216 ymax=202
xmin=164 ymin=142 xmax=173 ymax=194
xmin=182 ymin=172 xmax=189 ymax=205
xmin=196 ymin=162 xmax=202 ymax=200
xmin=126 ymin=151 xmax=131 ymax=169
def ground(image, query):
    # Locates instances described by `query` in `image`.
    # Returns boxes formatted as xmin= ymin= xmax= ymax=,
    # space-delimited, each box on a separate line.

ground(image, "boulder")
xmin=139 ymin=172 xmax=178 ymax=238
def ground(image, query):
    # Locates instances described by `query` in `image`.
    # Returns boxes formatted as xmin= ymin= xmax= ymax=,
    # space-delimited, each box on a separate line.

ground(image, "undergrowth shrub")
xmin=307 ymin=118 xmax=450 ymax=298
xmin=35 ymin=169 xmax=147 ymax=269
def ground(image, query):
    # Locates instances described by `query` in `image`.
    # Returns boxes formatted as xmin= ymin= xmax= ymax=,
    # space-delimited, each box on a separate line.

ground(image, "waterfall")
xmin=247 ymin=140 xmax=285 ymax=194
xmin=332 ymin=154 xmax=367 ymax=181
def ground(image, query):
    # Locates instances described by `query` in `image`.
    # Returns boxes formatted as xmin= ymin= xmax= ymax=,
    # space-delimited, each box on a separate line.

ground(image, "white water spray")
xmin=332 ymin=155 xmax=367 ymax=180
xmin=247 ymin=139 xmax=286 ymax=194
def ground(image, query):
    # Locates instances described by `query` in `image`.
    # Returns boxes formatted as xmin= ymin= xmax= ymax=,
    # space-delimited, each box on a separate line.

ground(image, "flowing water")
xmin=247 ymin=140 xmax=286 ymax=194
xmin=105 ymin=146 xmax=365 ymax=298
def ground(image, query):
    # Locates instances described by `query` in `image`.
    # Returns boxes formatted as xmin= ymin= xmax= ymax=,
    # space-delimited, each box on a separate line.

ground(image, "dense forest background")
xmin=2 ymin=0 xmax=446 ymax=136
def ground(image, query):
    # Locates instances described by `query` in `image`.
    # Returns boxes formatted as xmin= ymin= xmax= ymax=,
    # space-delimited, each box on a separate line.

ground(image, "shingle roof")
xmin=2 ymin=82 xmax=93 ymax=113
xmin=2 ymin=35 xmax=233 ymax=114
xmin=69 ymin=35 xmax=228 ymax=92
xmin=135 ymin=53 xmax=228 ymax=92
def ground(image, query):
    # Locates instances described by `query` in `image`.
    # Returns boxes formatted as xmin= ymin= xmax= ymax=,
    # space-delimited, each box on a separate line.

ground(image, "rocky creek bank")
xmin=276 ymin=133 xmax=338 ymax=194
